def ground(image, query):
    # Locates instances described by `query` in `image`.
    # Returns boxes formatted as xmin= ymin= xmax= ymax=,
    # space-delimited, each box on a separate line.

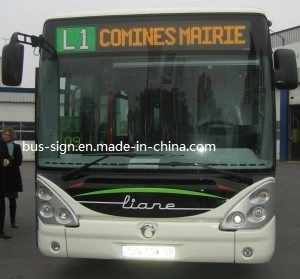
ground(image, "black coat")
xmin=0 ymin=139 xmax=9 ymax=190
xmin=0 ymin=137 xmax=9 ymax=233
xmin=4 ymin=143 xmax=23 ymax=193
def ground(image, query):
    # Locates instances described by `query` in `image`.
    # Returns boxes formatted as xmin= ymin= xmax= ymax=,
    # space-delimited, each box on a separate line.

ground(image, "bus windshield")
xmin=38 ymin=14 xmax=273 ymax=172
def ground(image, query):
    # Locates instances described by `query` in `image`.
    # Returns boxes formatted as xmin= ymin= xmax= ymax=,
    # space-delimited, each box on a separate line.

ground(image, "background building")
xmin=0 ymin=61 xmax=35 ymax=161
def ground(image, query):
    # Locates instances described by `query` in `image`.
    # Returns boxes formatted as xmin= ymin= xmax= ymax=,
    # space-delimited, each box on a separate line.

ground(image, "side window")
xmin=1 ymin=121 xmax=35 ymax=141
xmin=21 ymin=122 xmax=35 ymax=140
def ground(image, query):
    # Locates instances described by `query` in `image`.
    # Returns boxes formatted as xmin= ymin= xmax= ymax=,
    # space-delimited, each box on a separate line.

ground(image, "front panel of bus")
xmin=36 ymin=12 xmax=275 ymax=263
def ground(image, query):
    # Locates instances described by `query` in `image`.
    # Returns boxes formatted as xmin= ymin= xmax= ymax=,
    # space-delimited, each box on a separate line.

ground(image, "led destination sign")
xmin=99 ymin=25 xmax=248 ymax=47
xmin=56 ymin=22 xmax=250 ymax=53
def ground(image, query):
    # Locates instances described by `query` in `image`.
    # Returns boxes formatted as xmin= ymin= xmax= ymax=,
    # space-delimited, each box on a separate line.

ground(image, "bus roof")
xmin=48 ymin=7 xmax=267 ymax=20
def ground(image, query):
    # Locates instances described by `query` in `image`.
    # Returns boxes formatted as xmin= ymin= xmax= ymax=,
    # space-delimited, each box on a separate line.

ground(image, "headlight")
xmin=37 ymin=187 xmax=52 ymax=200
xmin=36 ymin=177 xmax=79 ymax=227
xmin=232 ymin=212 xmax=244 ymax=225
xmin=40 ymin=202 xmax=54 ymax=218
xmin=220 ymin=179 xmax=274 ymax=230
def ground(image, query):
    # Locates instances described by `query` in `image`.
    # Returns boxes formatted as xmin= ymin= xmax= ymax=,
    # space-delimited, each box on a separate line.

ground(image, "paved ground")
xmin=0 ymin=161 xmax=299 ymax=279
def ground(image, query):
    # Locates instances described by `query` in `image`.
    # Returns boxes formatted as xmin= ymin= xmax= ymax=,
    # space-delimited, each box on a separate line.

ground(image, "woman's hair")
xmin=2 ymin=127 xmax=17 ymax=141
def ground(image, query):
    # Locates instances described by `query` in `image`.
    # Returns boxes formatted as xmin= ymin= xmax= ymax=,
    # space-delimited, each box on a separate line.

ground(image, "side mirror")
xmin=2 ymin=38 xmax=24 ymax=86
xmin=274 ymin=49 xmax=298 ymax=90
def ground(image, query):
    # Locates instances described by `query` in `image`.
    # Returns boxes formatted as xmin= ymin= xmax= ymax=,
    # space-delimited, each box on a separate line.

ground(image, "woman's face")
xmin=2 ymin=132 xmax=12 ymax=142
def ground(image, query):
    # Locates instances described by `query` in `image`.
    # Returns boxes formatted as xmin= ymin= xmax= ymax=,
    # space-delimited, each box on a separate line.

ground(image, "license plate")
xmin=122 ymin=245 xmax=175 ymax=259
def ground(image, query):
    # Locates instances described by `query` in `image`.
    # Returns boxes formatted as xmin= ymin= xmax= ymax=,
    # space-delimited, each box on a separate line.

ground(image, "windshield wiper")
xmin=61 ymin=152 xmax=176 ymax=181
xmin=128 ymin=160 xmax=253 ymax=185
xmin=61 ymin=152 xmax=136 ymax=181
xmin=61 ymin=154 xmax=253 ymax=185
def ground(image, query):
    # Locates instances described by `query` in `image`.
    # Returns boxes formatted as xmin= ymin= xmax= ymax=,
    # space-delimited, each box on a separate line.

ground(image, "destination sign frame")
xmin=56 ymin=21 xmax=250 ymax=53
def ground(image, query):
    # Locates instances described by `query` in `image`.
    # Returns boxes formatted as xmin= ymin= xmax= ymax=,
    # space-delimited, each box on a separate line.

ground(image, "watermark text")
xmin=22 ymin=141 xmax=216 ymax=155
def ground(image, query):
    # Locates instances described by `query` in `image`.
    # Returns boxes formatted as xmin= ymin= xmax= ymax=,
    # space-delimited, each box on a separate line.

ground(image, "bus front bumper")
xmin=37 ymin=216 xmax=275 ymax=263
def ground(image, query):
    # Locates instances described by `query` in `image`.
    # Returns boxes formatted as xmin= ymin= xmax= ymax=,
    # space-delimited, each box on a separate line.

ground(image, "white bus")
xmin=2 ymin=8 xmax=298 ymax=263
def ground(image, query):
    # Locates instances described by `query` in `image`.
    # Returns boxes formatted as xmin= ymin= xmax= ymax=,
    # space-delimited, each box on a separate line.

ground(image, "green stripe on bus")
xmin=73 ymin=187 xmax=226 ymax=200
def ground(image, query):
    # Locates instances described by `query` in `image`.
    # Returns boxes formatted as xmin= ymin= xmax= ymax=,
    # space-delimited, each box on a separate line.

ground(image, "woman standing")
xmin=0 ymin=138 xmax=11 ymax=238
xmin=2 ymin=128 xmax=23 ymax=229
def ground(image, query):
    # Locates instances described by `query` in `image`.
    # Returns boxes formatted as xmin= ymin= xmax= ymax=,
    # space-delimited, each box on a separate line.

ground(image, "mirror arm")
xmin=10 ymin=32 xmax=57 ymax=59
